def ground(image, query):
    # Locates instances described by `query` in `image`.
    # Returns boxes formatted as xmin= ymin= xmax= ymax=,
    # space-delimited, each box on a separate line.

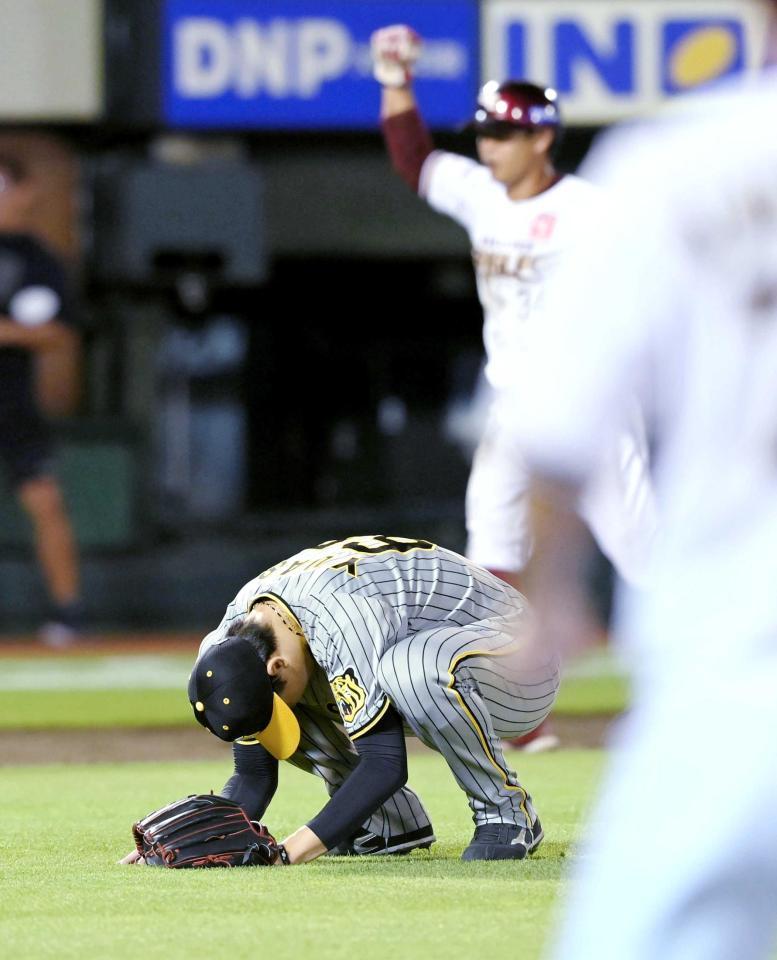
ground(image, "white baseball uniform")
xmin=421 ymin=152 xmax=656 ymax=579
xmin=509 ymin=69 xmax=777 ymax=960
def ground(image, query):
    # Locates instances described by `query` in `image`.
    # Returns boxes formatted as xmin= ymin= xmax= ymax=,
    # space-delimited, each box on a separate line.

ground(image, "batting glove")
xmin=370 ymin=24 xmax=422 ymax=88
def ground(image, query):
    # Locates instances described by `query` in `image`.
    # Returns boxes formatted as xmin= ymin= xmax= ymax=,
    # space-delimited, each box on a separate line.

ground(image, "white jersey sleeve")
xmin=502 ymin=134 xmax=679 ymax=482
xmin=420 ymin=149 xmax=495 ymax=232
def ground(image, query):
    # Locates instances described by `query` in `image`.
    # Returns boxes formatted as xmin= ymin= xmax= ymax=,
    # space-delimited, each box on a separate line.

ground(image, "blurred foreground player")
xmin=123 ymin=536 xmax=558 ymax=865
xmin=0 ymin=158 xmax=82 ymax=643
xmin=371 ymin=26 xmax=656 ymax=750
xmin=506 ymin=19 xmax=777 ymax=960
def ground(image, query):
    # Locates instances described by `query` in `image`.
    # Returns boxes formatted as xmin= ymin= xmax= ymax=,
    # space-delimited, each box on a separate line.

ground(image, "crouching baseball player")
xmin=123 ymin=535 xmax=558 ymax=867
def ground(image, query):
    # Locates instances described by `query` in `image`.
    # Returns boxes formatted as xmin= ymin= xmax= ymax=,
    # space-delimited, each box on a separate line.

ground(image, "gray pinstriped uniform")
xmin=200 ymin=536 xmax=560 ymax=830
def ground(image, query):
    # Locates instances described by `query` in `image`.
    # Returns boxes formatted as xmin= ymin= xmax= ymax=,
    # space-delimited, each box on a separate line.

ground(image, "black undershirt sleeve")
xmin=306 ymin=705 xmax=408 ymax=851
xmin=221 ymin=740 xmax=279 ymax=820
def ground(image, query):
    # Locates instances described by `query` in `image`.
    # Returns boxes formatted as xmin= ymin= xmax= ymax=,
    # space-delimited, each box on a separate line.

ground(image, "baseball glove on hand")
xmin=132 ymin=794 xmax=288 ymax=868
xmin=370 ymin=24 xmax=422 ymax=88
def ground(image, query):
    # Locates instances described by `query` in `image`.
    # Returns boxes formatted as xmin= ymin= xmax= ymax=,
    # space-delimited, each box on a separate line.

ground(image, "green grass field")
xmin=0 ymin=647 xmax=622 ymax=960
xmin=0 ymin=647 xmax=629 ymax=728
xmin=2 ymin=751 xmax=605 ymax=960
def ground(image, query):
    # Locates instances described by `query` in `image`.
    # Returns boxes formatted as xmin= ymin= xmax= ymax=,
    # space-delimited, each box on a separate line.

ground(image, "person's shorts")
xmin=0 ymin=407 xmax=54 ymax=489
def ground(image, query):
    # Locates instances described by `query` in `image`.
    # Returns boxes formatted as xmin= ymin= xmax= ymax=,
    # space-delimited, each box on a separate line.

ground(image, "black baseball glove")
xmin=131 ymin=794 xmax=288 ymax=868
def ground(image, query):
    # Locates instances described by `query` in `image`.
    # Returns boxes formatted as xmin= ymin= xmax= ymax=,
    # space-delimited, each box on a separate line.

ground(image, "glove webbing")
xmin=133 ymin=794 xmax=278 ymax=868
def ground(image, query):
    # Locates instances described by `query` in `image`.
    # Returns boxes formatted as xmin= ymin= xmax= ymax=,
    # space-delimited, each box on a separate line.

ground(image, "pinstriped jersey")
xmin=198 ymin=535 xmax=526 ymax=739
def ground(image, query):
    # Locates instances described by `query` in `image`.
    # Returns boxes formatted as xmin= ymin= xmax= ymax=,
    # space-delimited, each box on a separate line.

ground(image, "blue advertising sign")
xmin=162 ymin=0 xmax=478 ymax=129
xmin=483 ymin=0 xmax=769 ymax=125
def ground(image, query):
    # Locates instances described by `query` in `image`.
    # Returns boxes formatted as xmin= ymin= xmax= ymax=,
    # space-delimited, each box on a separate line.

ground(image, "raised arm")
xmin=371 ymin=25 xmax=434 ymax=192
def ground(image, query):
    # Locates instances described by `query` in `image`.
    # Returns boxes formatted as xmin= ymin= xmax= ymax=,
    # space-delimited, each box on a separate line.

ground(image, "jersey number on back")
xmin=259 ymin=535 xmax=436 ymax=580
xmin=322 ymin=535 xmax=436 ymax=577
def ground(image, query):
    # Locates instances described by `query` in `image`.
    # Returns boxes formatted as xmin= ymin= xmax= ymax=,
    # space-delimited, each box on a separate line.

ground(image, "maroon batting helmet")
xmin=470 ymin=80 xmax=561 ymax=137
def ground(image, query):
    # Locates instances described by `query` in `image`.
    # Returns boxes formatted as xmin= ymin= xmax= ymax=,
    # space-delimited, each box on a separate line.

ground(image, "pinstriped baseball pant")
xmin=377 ymin=617 xmax=560 ymax=827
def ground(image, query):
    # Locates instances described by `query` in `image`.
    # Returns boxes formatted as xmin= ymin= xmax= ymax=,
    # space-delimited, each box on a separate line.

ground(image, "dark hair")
xmin=225 ymin=615 xmax=285 ymax=694
xmin=0 ymin=155 xmax=27 ymax=185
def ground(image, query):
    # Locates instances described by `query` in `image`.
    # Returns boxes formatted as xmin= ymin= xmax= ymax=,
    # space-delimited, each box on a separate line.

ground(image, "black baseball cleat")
xmin=329 ymin=824 xmax=436 ymax=856
xmin=460 ymin=817 xmax=544 ymax=861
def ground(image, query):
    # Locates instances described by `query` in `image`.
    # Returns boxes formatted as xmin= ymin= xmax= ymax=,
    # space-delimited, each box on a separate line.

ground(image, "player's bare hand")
xmin=370 ymin=25 xmax=422 ymax=88
xmin=119 ymin=849 xmax=146 ymax=865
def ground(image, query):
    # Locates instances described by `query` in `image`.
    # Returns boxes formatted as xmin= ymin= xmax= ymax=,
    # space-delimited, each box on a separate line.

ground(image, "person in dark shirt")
xmin=0 ymin=157 xmax=83 ymax=643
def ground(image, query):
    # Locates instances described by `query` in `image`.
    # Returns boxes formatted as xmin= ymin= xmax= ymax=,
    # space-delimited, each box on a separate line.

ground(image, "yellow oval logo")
xmin=670 ymin=26 xmax=739 ymax=89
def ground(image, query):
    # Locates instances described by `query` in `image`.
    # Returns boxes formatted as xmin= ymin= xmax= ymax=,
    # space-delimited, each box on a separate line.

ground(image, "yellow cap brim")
xmin=252 ymin=693 xmax=301 ymax=760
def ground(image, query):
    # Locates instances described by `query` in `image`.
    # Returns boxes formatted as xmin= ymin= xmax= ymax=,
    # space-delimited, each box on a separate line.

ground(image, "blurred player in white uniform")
xmin=371 ymin=26 xmax=655 ymax=749
xmin=502 ymin=9 xmax=777 ymax=956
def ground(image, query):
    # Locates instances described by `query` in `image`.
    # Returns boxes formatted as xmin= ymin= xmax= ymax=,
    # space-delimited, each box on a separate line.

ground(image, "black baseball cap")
xmin=188 ymin=636 xmax=301 ymax=759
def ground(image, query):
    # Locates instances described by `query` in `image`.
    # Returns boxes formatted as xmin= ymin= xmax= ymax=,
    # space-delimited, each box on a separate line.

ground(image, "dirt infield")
xmin=0 ymin=715 xmax=616 ymax=766
xmin=0 ymin=632 xmax=202 ymax=656
xmin=0 ymin=632 xmax=620 ymax=764
xmin=0 ymin=727 xmax=229 ymax=765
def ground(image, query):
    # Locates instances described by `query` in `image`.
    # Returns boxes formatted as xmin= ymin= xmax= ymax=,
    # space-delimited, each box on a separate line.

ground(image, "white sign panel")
xmin=0 ymin=0 xmax=102 ymax=121
xmin=483 ymin=0 xmax=771 ymax=123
